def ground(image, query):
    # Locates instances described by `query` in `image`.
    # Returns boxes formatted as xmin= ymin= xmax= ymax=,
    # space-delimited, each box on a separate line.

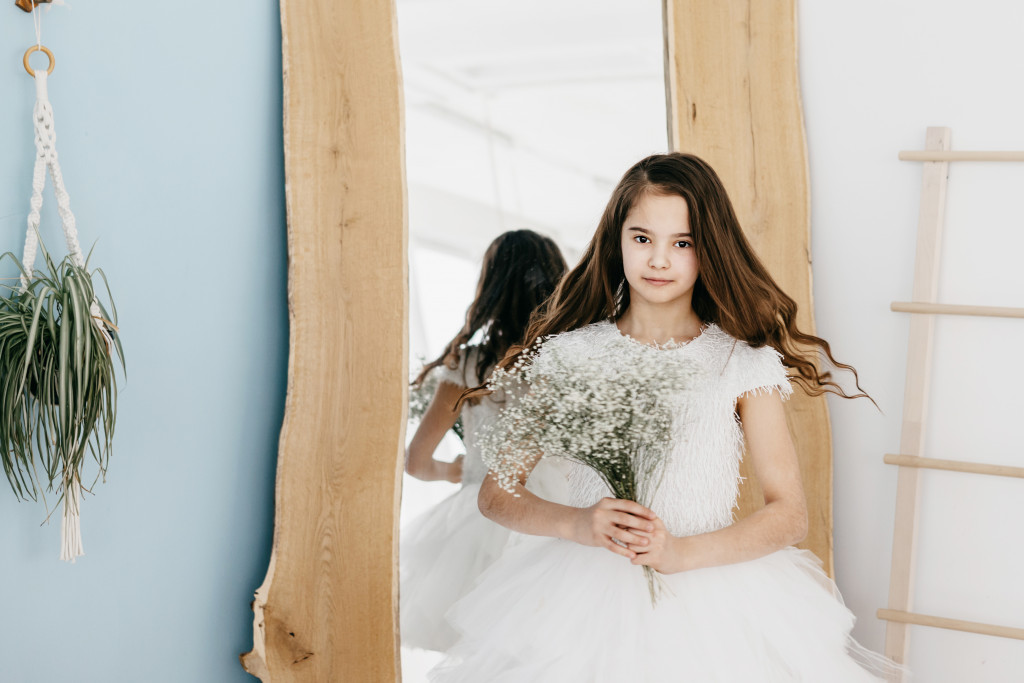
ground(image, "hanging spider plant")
xmin=0 ymin=236 xmax=123 ymax=558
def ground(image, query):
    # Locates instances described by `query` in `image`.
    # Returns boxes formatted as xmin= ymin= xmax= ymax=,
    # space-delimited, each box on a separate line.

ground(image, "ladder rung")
xmin=891 ymin=302 xmax=1024 ymax=319
xmin=899 ymin=150 xmax=1024 ymax=162
xmin=884 ymin=454 xmax=1024 ymax=479
xmin=877 ymin=609 xmax=1024 ymax=641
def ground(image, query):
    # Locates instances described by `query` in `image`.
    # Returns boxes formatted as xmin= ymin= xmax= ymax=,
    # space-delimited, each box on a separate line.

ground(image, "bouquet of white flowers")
xmin=478 ymin=332 xmax=697 ymax=604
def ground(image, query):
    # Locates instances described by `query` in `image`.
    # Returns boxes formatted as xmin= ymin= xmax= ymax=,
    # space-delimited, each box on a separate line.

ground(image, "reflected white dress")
xmin=401 ymin=347 xmax=566 ymax=653
xmin=429 ymin=320 xmax=902 ymax=682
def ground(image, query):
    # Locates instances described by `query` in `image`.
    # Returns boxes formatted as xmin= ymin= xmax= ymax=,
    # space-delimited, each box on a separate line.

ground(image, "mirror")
xmin=394 ymin=1 xmax=668 ymax=678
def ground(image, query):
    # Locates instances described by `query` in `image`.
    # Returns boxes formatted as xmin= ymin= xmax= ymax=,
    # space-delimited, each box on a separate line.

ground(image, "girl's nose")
xmin=649 ymin=249 xmax=670 ymax=269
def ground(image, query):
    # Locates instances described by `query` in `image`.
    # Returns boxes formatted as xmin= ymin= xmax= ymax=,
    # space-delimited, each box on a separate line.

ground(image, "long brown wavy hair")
xmin=495 ymin=152 xmax=870 ymax=401
xmin=413 ymin=229 xmax=567 ymax=390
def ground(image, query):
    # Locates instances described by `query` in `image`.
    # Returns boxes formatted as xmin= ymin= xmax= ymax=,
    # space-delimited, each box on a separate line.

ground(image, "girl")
xmin=401 ymin=229 xmax=568 ymax=653
xmin=430 ymin=154 xmax=903 ymax=681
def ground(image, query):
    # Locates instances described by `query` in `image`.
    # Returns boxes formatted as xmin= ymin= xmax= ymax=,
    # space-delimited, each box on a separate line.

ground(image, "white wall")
xmin=800 ymin=2 xmax=1024 ymax=680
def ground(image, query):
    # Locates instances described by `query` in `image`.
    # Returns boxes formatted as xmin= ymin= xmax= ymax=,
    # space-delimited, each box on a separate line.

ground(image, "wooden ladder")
xmin=878 ymin=127 xmax=1024 ymax=677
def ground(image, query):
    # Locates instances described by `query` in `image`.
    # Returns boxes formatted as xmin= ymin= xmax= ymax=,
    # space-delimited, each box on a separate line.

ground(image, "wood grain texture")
xmin=241 ymin=0 xmax=407 ymax=680
xmin=664 ymin=0 xmax=834 ymax=576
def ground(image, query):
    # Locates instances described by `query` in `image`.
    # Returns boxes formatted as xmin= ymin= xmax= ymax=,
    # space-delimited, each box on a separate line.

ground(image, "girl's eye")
xmin=633 ymin=235 xmax=650 ymax=244
xmin=675 ymin=240 xmax=692 ymax=249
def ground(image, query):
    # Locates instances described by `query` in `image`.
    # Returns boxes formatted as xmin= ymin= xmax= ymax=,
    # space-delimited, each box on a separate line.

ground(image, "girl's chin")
xmin=625 ymin=279 xmax=696 ymax=304
xmin=629 ymin=290 xmax=691 ymax=307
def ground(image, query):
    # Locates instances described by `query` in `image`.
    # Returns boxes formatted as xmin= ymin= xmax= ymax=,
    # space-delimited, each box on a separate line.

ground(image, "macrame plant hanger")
xmin=20 ymin=9 xmax=112 ymax=562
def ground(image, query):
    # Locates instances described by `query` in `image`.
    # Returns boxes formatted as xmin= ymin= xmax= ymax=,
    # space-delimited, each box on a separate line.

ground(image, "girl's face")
xmin=619 ymin=192 xmax=699 ymax=310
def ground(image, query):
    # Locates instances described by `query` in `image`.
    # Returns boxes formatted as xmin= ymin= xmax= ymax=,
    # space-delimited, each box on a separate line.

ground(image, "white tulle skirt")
xmin=400 ymin=481 xmax=512 ymax=652
xmin=429 ymin=535 xmax=905 ymax=682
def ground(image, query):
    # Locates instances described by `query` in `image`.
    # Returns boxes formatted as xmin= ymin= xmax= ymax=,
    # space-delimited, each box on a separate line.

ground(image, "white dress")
xmin=429 ymin=320 xmax=902 ymax=682
xmin=401 ymin=347 xmax=567 ymax=653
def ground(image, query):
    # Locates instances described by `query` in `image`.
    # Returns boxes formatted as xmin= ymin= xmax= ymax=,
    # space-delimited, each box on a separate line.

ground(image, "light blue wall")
xmin=0 ymin=3 xmax=285 ymax=682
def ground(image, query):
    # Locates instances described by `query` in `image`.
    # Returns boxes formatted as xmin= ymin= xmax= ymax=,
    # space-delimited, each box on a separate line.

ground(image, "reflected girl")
xmin=401 ymin=229 xmax=567 ymax=652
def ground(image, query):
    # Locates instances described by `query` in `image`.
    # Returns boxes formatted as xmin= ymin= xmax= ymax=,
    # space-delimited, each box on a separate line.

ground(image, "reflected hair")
xmin=414 ymin=229 xmax=567 ymax=391
xmin=493 ymin=152 xmax=871 ymax=402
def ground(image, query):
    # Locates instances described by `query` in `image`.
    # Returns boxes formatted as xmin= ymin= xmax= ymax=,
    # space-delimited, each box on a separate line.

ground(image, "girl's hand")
xmin=628 ymin=516 xmax=682 ymax=573
xmin=567 ymin=497 xmax=656 ymax=560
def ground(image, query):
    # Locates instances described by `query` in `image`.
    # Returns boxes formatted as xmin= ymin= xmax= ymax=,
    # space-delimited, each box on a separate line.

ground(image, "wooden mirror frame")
xmin=664 ymin=0 xmax=834 ymax=578
xmin=243 ymin=1 xmax=829 ymax=680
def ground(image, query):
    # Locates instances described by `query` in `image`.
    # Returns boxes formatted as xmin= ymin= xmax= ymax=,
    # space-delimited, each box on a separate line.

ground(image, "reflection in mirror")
xmin=395 ymin=2 xmax=667 ymax=678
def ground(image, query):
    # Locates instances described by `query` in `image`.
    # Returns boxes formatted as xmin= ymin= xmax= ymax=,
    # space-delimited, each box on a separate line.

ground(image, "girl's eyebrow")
xmin=626 ymin=226 xmax=692 ymax=238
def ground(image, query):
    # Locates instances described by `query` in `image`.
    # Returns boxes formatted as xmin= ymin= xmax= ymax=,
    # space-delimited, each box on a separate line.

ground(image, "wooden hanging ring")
xmin=16 ymin=0 xmax=54 ymax=12
xmin=23 ymin=45 xmax=55 ymax=77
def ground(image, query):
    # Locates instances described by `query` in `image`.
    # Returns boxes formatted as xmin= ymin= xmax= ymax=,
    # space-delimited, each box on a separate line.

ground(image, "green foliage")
xmin=0 ymin=238 xmax=124 ymax=508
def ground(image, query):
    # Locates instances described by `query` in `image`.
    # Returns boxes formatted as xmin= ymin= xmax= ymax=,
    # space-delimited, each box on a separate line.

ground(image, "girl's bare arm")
xmin=404 ymin=380 xmax=465 ymax=483
xmin=479 ymin=468 xmax=658 ymax=560
xmin=630 ymin=388 xmax=808 ymax=573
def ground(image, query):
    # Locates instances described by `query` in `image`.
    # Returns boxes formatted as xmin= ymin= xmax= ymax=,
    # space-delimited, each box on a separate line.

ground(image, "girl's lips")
xmin=644 ymin=277 xmax=674 ymax=286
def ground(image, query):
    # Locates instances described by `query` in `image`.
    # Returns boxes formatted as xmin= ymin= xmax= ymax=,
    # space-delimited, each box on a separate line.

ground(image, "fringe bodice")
xmin=542 ymin=320 xmax=793 ymax=537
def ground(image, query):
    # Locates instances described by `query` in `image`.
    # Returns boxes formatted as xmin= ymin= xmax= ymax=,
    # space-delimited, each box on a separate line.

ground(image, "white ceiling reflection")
xmin=398 ymin=0 xmax=669 ymax=259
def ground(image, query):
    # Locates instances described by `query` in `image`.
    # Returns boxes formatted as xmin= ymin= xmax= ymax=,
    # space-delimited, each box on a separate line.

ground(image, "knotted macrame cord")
xmin=21 ymin=60 xmax=110 ymax=563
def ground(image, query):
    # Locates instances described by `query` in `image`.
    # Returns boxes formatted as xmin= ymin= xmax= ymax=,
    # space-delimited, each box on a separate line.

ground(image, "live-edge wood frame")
xmin=241 ymin=0 xmax=407 ymax=680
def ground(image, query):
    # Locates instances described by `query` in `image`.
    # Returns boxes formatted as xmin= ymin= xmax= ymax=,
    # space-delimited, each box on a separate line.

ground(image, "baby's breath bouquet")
xmin=408 ymin=363 xmax=465 ymax=442
xmin=479 ymin=333 xmax=697 ymax=604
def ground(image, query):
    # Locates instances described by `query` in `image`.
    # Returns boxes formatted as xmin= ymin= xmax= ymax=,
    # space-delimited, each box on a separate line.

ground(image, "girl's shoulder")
xmin=516 ymin=321 xmax=617 ymax=378
xmin=434 ymin=345 xmax=483 ymax=388
xmin=706 ymin=327 xmax=792 ymax=401
xmin=533 ymin=320 xmax=619 ymax=355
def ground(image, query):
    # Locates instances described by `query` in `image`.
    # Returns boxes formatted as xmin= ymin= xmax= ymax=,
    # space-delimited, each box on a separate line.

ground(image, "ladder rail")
xmin=883 ymin=126 xmax=952 ymax=666
xmin=891 ymin=302 xmax=1024 ymax=319
xmin=884 ymin=454 xmax=1024 ymax=479
xmin=878 ymin=610 xmax=1024 ymax=641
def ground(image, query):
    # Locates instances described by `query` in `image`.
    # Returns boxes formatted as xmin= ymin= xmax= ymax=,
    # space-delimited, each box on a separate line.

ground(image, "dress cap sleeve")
xmin=434 ymin=346 xmax=484 ymax=388
xmin=726 ymin=341 xmax=793 ymax=402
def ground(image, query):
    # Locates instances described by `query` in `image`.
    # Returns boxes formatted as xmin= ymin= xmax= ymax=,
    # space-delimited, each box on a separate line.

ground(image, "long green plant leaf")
xmin=0 ymin=236 xmax=123 ymax=507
